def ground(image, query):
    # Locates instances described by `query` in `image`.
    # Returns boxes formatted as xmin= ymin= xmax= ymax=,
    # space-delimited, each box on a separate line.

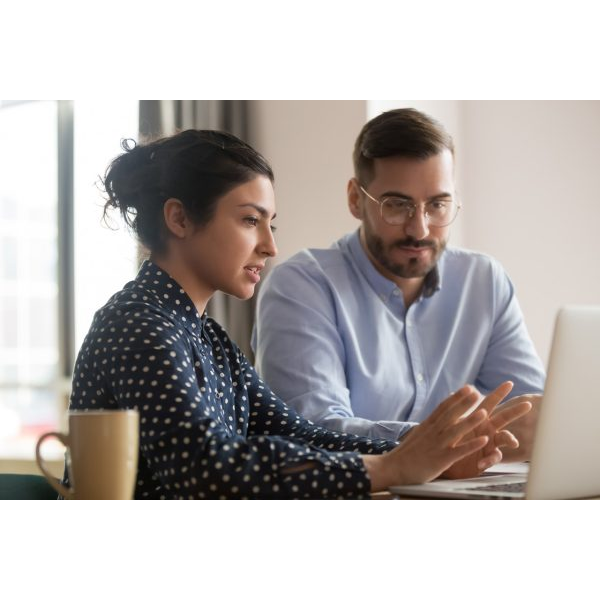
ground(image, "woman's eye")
xmin=244 ymin=216 xmax=259 ymax=226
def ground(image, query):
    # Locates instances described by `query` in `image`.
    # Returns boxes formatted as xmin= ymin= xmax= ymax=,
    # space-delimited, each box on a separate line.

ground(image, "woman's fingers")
xmin=429 ymin=385 xmax=480 ymax=426
xmin=442 ymin=408 xmax=488 ymax=446
xmin=470 ymin=431 xmax=517 ymax=473
xmin=490 ymin=400 xmax=532 ymax=430
xmin=403 ymin=384 xmax=530 ymax=481
xmin=477 ymin=448 xmax=503 ymax=471
xmin=449 ymin=434 xmax=489 ymax=463
xmin=478 ymin=381 xmax=514 ymax=415
xmin=493 ymin=429 xmax=519 ymax=449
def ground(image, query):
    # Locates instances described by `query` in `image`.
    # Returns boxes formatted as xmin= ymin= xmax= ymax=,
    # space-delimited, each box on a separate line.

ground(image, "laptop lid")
xmin=389 ymin=305 xmax=600 ymax=500
xmin=526 ymin=305 xmax=600 ymax=499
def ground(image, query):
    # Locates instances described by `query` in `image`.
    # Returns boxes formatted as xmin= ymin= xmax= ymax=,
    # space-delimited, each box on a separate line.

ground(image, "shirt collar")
xmin=135 ymin=260 xmax=208 ymax=336
xmin=344 ymin=228 xmax=442 ymax=302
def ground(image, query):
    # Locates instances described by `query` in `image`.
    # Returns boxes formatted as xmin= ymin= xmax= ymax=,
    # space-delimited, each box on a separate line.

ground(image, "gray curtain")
xmin=138 ymin=100 xmax=257 ymax=359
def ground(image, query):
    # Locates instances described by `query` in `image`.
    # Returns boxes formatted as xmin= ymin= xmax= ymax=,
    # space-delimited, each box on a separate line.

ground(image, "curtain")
xmin=138 ymin=100 xmax=258 ymax=359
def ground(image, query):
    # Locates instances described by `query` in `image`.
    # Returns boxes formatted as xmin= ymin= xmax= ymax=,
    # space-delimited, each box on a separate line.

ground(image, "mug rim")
xmin=69 ymin=409 xmax=139 ymax=417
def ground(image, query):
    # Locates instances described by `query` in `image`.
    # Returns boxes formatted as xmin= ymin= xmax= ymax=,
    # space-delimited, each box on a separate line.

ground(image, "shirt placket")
xmin=398 ymin=295 xmax=428 ymax=419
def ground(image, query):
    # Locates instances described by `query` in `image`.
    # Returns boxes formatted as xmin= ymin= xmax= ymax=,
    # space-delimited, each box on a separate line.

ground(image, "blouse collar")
xmin=135 ymin=260 xmax=208 ymax=336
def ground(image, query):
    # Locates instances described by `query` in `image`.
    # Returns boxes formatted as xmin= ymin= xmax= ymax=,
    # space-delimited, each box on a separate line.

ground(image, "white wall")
xmin=248 ymin=101 xmax=367 ymax=263
xmin=461 ymin=101 xmax=600 ymax=363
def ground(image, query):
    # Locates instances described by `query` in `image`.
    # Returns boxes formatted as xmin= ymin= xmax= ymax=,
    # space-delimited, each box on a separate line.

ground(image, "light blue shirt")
xmin=252 ymin=229 xmax=546 ymax=442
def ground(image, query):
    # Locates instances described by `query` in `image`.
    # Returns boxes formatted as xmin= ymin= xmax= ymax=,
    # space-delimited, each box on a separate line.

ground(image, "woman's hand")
xmin=364 ymin=383 xmax=533 ymax=492
xmin=440 ymin=382 xmax=532 ymax=479
xmin=364 ymin=386 xmax=492 ymax=491
xmin=493 ymin=393 xmax=542 ymax=463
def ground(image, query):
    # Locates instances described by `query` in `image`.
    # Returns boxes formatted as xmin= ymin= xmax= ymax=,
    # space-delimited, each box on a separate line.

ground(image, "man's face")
xmin=349 ymin=150 xmax=456 ymax=282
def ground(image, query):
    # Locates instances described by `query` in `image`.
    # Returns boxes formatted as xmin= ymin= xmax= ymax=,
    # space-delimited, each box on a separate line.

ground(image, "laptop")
xmin=389 ymin=305 xmax=600 ymax=499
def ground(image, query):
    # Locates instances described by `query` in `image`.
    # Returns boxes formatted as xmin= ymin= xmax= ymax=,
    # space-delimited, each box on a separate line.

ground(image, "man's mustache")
xmin=391 ymin=238 xmax=437 ymax=249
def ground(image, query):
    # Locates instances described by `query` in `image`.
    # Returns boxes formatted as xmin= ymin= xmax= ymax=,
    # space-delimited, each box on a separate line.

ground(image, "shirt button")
xmin=393 ymin=289 xmax=401 ymax=296
xmin=416 ymin=373 xmax=424 ymax=383
xmin=406 ymin=320 xmax=413 ymax=327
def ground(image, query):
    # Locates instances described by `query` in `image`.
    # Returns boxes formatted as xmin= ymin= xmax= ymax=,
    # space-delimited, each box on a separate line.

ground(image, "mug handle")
xmin=35 ymin=432 xmax=73 ymax=499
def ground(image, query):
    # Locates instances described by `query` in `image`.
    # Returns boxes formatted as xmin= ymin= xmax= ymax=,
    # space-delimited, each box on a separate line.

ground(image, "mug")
xmin=36 ymin=410 xmax=139 ymax=500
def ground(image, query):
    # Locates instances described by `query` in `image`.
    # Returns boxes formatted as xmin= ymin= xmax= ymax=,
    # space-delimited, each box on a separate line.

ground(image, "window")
xmin=0 ymin=100 xmax=139 ymax=460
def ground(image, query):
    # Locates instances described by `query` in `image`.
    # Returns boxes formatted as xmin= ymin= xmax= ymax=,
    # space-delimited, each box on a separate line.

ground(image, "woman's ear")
xmin=163 ymin=198 xmax=188 ymax=238
xmin=347 ymin=178 xmax=364 ymax=221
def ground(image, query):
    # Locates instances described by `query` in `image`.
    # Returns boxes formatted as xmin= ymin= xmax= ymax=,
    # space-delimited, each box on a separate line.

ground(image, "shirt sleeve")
xmin=98 ymin=306 xmax=385 ymax=499
xmin=252 ymin=261 xmax=416 ymax=441
xmin=475 ymin=261 xmax=546 ymax=398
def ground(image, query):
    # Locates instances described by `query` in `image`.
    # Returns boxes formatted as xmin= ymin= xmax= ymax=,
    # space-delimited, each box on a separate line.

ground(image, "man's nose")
xmin=403 ymin=206 xmax=430 ymax=240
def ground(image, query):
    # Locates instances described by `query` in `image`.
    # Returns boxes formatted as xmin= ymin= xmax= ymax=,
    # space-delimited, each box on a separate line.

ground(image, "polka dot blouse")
xmin=65 ymin=261 xmax=397 ymax=499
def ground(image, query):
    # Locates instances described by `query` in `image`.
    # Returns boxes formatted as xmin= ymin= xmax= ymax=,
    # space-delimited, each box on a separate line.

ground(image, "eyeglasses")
xmin=359 ymin=185 xmax=461 ymax=227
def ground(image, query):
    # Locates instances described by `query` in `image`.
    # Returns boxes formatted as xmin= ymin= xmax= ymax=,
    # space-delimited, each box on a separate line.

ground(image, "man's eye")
xmin=384 ymin=198 xmax=412 ymax=211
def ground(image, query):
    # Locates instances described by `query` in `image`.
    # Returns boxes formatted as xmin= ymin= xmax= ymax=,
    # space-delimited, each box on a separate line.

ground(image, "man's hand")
xmin=441 ymin=382 xmax=533 ymax=480
xmin=498 ymin=394 xmax=542 ymax=462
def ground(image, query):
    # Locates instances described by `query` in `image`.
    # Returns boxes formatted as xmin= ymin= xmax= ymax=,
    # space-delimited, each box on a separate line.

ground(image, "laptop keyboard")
xmin=475 ymin=481 xmax=526 ymax=494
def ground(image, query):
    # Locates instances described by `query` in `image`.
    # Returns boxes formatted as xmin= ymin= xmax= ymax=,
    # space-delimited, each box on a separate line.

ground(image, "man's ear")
xmin=163 ymin=198 xmax=188 ymax=239
xmin=347 ymin=178 xmax=364 ymax=221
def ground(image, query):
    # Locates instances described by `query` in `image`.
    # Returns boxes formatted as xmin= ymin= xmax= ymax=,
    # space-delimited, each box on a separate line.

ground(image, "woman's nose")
xmin=260 ymin=227 xmax=278 ymax=257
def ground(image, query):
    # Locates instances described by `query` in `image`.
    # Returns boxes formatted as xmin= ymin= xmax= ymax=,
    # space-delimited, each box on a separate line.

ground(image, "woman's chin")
xmin=223 ymin=284 xmax=255 ymax=301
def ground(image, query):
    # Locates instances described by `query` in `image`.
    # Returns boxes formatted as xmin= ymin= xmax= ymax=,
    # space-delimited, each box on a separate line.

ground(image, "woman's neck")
xmin=150 ymin=253 xmax=214 ymax=315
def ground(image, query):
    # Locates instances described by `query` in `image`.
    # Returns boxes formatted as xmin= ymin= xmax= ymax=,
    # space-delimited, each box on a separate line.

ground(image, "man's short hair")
xmin=353 ymin=108 xmax=454 ymax=184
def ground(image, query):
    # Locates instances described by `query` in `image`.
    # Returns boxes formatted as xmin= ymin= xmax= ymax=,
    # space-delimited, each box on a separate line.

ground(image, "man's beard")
xmin=364 ymin=227 xmax=446 ymax=279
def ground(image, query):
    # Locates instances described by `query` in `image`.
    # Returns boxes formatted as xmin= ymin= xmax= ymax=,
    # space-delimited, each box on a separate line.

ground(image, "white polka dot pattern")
xmin=63 ymin=261 xmax=397 ymax=499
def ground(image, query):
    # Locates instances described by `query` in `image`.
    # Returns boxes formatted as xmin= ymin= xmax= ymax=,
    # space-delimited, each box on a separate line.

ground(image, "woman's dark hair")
xmin=102 ymin=129 xmax=274 ymax=254
xmin=353 ymin=108 xmax=454 ymax=185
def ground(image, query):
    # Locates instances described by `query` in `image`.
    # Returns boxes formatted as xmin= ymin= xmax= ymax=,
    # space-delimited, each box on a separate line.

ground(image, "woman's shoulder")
xmin=75 ymin=283 xmax=193 ymax=368
xmin=87 ymin=281 xmax=184 ymax=342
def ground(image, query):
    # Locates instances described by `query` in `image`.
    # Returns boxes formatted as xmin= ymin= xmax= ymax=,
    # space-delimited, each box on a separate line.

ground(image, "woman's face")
xmin=181 ymin=175 xmax=278 ymax=300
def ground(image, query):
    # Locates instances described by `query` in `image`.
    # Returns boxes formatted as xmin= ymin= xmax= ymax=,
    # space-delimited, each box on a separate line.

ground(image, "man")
xmin=252 ymin=108 xmax=544 ymax=461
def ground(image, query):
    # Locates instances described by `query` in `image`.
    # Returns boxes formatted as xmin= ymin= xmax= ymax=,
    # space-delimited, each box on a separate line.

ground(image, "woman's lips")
xmin=244 ymin=267 xmax=261 ymax=283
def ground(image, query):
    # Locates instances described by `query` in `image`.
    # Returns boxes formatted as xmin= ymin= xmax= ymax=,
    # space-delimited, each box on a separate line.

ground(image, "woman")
xmin=68 ymin=129 xmax=530 ymax=499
